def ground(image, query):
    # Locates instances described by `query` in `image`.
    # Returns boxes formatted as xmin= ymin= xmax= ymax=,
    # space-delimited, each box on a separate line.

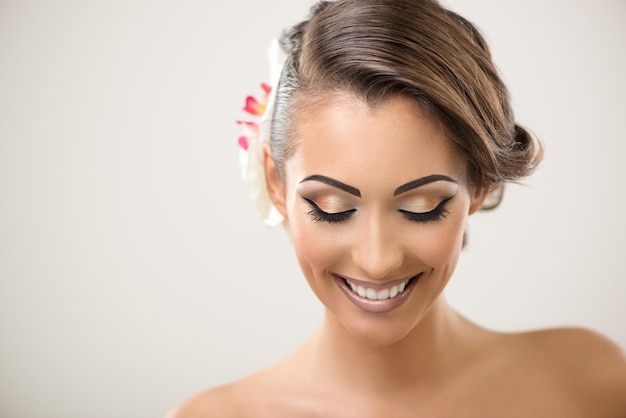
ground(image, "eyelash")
xmin=398 ymin=196 xmax=452 ymax=223
xmin=302 ymin=196 xmax=453 ymax=224
xmin=303 ymin=197 xmax=356 ymax=223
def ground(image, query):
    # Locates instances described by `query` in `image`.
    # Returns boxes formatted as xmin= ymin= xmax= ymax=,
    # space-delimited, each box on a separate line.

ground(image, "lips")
xmin=334 ymin=273 xmax=421 ymax=313
xmin=345 ymin=277 xmax=409 ymax=301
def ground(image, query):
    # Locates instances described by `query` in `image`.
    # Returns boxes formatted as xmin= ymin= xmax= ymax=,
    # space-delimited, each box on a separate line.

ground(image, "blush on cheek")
xmin=413 ymin=222 xmax=466 ymax=267
xmin=290 ymin=220 xmax=338 ymax=273
xmin=290 ymin=224 xmax=346 ymax=308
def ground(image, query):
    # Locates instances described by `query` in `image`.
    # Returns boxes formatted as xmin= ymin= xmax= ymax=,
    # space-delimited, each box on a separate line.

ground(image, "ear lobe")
xmin=263 ymin=143 xmax=288 ymax=218
xmin=468 ymin=185 xmax=490 ymax=215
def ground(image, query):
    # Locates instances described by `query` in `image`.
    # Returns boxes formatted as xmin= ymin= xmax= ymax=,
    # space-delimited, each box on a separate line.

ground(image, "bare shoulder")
xmin=524 ymin=327 xmax=626 ymax=371
xmin=164 ymin=366 xmax=293 ymax=418
xmin=164 ymin=343 xmax=316 ymax=418
xmin=165 ymin=384 xmax=243 ymax=418
xmin=516 ymin=327 xmax=626 ymax=412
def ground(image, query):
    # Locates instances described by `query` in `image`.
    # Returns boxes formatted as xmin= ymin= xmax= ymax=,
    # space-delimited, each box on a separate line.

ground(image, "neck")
xmin=306 ymin=297 xmax=472 ymax=397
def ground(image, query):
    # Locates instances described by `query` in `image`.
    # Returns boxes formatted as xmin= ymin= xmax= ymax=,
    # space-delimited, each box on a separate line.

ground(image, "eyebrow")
xmin=299 ymin=175 xmax=361 ymax=197
xmin=300 ymin=173 xmax=457 ymax=198
xmin=394 ymin=174 xmax=458 ymax=196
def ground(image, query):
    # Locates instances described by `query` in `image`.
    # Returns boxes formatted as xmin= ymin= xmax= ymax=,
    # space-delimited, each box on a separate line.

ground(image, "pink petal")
xmin=236 ymin=120 xmax=257 ymax=128
xmin=243 ymin=96 xmax=266 ymax=116
xmin=238 ymin=135 xmax=250 ymax=151
xmin=261 ymin=82 xmax=272 ymax=97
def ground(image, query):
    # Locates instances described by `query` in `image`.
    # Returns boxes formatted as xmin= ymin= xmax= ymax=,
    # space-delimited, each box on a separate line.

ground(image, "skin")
xmin=168 ymin=95 xmax=626 ymax=418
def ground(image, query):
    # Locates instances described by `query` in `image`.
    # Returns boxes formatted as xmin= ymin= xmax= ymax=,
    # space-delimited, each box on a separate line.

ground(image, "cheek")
xmin=288 ymin=217 xmax=349 ymax=308
xmin=288 ymin=215 xmax=338 ymax=275
xmin=407 ymin=212 xmax=467 ymax=268
xmin=286 ymin=193 xmax=344 ymax=274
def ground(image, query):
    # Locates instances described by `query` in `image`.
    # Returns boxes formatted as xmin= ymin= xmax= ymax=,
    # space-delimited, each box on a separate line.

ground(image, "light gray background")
xmin=1 ymin=1 xmax=624 ymax=417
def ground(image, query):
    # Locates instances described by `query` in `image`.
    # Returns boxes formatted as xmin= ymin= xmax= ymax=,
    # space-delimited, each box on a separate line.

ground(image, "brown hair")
xmin=270 ymin=0 xmax=542 ymax=209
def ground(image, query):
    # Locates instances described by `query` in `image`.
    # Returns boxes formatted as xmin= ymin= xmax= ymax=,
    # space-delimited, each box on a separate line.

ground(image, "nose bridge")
xmin=352 ymin=211 xmax=404 ymax=280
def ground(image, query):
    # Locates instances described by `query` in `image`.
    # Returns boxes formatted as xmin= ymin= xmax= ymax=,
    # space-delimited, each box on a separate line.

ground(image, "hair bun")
xmin=513 ymin=124 xmax=543 ymax=179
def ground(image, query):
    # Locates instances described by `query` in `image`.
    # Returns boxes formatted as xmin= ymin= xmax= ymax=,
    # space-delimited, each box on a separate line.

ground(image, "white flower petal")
xmin=240 ymin=39 xmax=287 ymax=228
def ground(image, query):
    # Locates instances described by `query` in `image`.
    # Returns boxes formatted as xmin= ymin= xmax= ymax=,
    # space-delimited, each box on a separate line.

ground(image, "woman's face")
xmin=266 ymin=94 xmax=485 ymax=346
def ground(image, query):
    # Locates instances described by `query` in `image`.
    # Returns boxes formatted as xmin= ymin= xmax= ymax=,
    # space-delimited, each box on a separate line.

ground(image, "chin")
xmin=331 ymin=302 xmax=433 ymax=348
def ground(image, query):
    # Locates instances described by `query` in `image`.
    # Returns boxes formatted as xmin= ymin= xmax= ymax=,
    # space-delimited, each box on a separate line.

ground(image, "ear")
xmin=468 ymin=185 xmax=490 ymax=215
xmin=263 ymin=143 xmax=288 ymax=218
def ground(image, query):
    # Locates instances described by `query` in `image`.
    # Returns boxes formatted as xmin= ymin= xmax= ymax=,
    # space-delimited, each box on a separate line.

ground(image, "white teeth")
xmin=345 ymin=279 xmax=410 ymax=301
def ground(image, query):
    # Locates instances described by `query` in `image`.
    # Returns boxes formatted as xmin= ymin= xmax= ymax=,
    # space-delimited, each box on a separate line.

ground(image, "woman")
xmin=170 ymin=0 xmax=626 ymax=416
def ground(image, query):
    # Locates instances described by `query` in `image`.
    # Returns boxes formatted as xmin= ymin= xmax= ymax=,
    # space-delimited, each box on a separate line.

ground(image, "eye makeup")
xmin=399 ymin=195 xmax=453 ymax=223
xmin=302 ymin=196 xmax=356 ymax=223
xmin=298 ymin=173 xmax=459 ymax=225
xmin=301 ymin=194 xmax=455 ymax=224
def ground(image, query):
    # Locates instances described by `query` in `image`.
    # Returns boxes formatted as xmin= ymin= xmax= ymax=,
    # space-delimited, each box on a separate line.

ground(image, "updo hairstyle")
xmin=270 ymin=0 xmax=543 ymax=209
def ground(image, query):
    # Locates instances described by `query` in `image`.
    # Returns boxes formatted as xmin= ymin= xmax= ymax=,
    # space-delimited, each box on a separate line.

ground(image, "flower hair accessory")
xmin=237 ymin=39 xmax=286 ymax=227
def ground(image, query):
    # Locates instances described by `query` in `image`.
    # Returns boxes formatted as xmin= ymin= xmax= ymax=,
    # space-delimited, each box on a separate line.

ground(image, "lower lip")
xmin=334 ymin=274 xmax=420 ymax=314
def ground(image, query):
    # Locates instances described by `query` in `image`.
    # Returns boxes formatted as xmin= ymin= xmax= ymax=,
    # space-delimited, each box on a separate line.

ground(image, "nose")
xmin=351 ymin=214 xmax=404 ymax=281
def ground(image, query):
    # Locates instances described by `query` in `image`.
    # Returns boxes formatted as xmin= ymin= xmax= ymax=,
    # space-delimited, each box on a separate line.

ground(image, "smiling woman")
xmin=270 ymin=96 xmax=481 ymax=344
xmin=168 ymin=0 xmax=626 ymax=416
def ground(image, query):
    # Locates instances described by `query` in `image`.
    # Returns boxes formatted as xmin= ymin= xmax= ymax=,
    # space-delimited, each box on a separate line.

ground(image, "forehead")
xmin=286 ymin=94 xmax=468 ymax=188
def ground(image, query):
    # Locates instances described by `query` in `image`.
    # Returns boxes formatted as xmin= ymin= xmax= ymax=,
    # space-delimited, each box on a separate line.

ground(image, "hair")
xmin=270 ymin=0 xmax=542 ymax=209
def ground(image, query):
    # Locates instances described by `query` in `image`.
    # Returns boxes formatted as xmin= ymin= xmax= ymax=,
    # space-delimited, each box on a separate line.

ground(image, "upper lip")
xmin=333 ymin=273 xmax=419 ymax=290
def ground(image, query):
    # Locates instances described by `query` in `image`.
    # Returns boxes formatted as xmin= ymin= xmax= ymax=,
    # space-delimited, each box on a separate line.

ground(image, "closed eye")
xmin=302 ymin=196 xmax=356 ymax=224
xmin=399 ymin=196 xmax=453 ymax=223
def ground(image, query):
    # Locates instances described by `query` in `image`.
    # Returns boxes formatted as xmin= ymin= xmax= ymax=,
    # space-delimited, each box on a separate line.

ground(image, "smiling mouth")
xmin=334 ymin=274 xmax=421 ymax=313
xmin=344 ymin=277 xmax=411 ymax=301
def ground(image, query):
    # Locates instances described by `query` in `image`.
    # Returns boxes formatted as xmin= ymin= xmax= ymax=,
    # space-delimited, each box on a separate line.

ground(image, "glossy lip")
xmin=333 ymin=273 xmax=421 ymax=314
